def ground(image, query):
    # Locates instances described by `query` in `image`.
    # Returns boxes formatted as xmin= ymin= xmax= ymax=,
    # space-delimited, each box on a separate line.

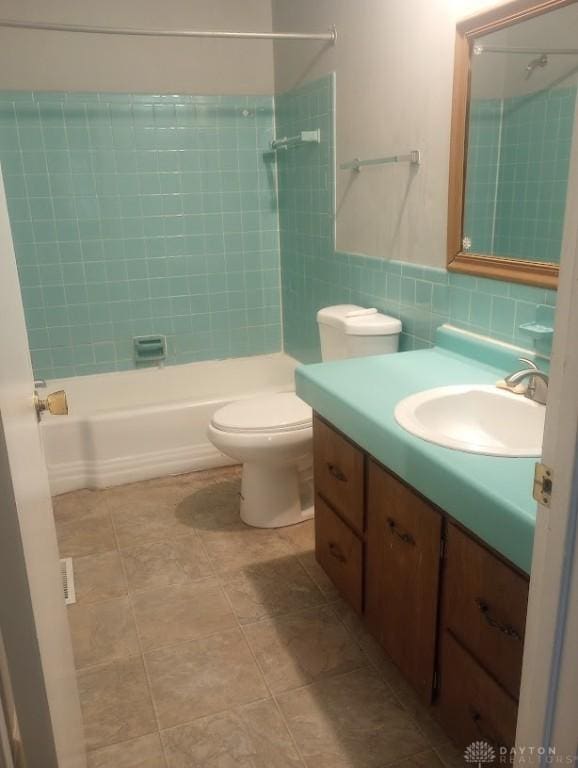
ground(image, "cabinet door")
xmin=438 ymin=630 xmax=518 ymax=751
xmin=443 ymin=523 xmax=529 ymax=700
xmin=315 ymin=494 xmax=363 ymax=614
xmin=365 ymin=460 xmax=442 ymax=701
xmin=313 ymin=414 xmax=365 ymax=534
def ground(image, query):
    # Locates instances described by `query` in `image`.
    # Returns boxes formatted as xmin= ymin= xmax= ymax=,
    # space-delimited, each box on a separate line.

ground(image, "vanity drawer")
xmin=313 ymin=414 xmax=365 ymax=533
xmin=443 ymin=523 xmax=529 ymax=700
xmin=315 ymin=494 xmax=363 ymax=614
xmin=438 ymin=630 xmax=518 ymax=751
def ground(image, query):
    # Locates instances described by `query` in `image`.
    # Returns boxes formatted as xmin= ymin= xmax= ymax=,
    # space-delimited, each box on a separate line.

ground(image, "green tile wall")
xmin=463 ymin=98 xmax=502 ymax=254
xmin=494 ymin=87 xmax=576 ymax=263
xmin=464 ymin=87 xmax=576 ymax=263
xmin=0 ymin=91 xmax=282 ymax=378
xmin=277 ymin=77 xmax=557 ymax=363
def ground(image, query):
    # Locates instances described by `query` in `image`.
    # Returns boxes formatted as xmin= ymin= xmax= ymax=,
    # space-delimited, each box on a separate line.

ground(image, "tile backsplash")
xmin=0 ymin=91 xmax=282 ymax=378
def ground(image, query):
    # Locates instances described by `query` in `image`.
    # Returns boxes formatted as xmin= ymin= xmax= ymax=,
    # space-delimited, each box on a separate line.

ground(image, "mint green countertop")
xmin=296 ymin=327 xmax=539 ymax=573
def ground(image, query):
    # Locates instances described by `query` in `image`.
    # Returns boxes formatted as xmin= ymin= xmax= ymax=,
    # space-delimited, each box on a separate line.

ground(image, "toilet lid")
xmin=212 ymin=392 xmax=312 ymax=434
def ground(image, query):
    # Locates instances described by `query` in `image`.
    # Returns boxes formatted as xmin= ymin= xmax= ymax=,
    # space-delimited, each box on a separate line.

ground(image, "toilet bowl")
xmin=208 ymin=305 xmax=402 ymax=528
xmin=208 ymin=392 xmax=313 ymax=528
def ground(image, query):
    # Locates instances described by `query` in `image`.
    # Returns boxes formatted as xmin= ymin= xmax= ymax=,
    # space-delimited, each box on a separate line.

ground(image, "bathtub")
xmin=41 ymin=353 xmax=299 ymax=495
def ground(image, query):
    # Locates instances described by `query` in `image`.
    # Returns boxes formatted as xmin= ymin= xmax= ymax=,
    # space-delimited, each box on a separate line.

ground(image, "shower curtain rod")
xmin=0 ymin=19 xmax=337 ymax=43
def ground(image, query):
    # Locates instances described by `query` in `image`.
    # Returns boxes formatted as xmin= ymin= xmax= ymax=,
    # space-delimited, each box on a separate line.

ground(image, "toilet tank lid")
xmin=316 ymin=305 xmax=402 ymax=336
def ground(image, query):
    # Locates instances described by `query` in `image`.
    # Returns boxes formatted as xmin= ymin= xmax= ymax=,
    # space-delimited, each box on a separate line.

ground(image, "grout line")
xmin=109 ymin=504 xmax=168 ymax=767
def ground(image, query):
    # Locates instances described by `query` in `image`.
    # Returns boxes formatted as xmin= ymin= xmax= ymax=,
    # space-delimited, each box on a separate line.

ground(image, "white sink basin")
xmin=394 ymin=385 xmax=545 ymax=457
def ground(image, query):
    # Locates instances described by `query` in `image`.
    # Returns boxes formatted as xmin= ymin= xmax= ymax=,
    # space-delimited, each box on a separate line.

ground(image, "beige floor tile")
xmin=131 ymin=580 xmax=236 ymax=651
xmin=145 ymin=628 xmax=268 ymax=729
xmin=87 ymin=733 xmax=166 ymax=768
xmin=244 ymin=604 xmax=366 ymax=693
xmin=277 ymin=519 xmax=315 ymax=553
xmin=110 ymin=494 xmax=195 ymax=550
xmin=161 ymin=698 xmax=302 ymax=768
xmin=332 ymin=598 xmax=401 ymax=678
xmin=199 ymin=522 xmax=294 ymax=573
xmin=277 ymin=668 xmax=429 ymax=768
xmin=333 ymin=599 xmax=449 ymax=748
xmin=178 ymin=477 xmax=242 ymax=532
xmin=69 ymin=596 xmax=140 ymax=669
xmin=52 ymin=488 xmax=109 ymax=524
xmin=298 ymin=552 xmax=340 ymax=599
xmin=121 ymin=535 xmax=213 ymax=593
xmin=387 ymin=750 xmax=446 ymax=768
xmin=56 ymin=511 xmax=116 ymax=558
xmin=434 ymin=743 xmax=468 ymax=768
xmin=74 ymin=550 xmax=127 ymax=605
xmin=78 ymin=656 xmax=156 ymax=751
xmin=221 ymin=557 xmax=326 ymax=624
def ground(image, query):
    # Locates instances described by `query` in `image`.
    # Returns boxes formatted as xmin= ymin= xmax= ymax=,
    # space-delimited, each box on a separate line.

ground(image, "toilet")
xmin=207 ymin=305 xmax=402 ymax=528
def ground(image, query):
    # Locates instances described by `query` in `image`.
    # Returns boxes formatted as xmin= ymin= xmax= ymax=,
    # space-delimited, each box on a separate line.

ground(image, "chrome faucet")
xmin=504 ymin=357 xmax=549 ymax=405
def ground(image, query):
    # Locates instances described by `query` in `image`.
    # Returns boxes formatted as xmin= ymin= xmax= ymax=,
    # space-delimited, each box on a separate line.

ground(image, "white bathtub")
xmin=41 ymin=353 xmax=299 ymax=495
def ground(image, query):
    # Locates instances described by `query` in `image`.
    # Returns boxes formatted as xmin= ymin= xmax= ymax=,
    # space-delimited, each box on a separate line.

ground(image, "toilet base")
xmin=240 ymin=461 xmax=314 ymax=528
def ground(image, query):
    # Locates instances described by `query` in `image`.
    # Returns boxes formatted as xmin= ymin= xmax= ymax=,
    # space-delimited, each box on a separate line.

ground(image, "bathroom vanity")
xmin=295 ymin=325 xmax=541 ymax=753
xmin=313 ymin=413 xmax=529 ymax=750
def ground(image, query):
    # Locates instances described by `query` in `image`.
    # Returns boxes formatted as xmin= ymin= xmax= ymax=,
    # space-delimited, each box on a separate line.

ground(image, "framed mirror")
xmin=448 ymin=0 xmax=578 ymax=288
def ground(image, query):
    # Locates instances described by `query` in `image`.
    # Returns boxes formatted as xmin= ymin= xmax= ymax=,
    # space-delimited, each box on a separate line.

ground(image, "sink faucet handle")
xmin=518 ymin=357 xmax=538 ymax=370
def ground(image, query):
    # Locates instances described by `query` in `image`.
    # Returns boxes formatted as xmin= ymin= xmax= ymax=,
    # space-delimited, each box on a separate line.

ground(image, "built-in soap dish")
xmin=133 ymin=335 xmax=166 ymax=364
xmin=519 ymin=322 xmax=554 ymax=339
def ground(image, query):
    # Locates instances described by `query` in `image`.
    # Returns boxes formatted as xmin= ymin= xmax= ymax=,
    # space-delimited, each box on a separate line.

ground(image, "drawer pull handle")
xmin=328 ymin=541 xmax=347 ymax=563
xmin=387 ymin=517 xmax=415 ymax=545
xmin=327 ymin=463 xmax=347 ymax=482
xmin=475 ymin=598 xmax=522 ymax=641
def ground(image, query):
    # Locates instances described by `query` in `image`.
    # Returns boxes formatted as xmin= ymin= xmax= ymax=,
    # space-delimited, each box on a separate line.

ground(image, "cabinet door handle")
xmin=327 ymin=462 xmax=347 ymax=482
xmin=475 ymin=598 xmax=522 ymax=641
xmin=328 ymin=541 xmax=347 ymax=563
xmin=387 ymin=517 xmax=415 ymax=545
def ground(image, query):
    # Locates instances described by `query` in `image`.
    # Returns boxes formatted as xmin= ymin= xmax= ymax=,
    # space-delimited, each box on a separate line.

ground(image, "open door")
xmin=0 ymin=167 xmax=86 ymax=767
xmin=515 ymin=72 xmax=578 ymax=764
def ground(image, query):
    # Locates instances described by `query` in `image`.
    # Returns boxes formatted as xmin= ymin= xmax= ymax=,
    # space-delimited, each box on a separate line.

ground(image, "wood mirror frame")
xmin=447 ymin=0 xmax=577 ymax=290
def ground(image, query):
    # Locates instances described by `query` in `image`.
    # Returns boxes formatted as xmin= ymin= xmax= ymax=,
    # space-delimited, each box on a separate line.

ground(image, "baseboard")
xmin=48 ymin=441 xmax=236 ymax=495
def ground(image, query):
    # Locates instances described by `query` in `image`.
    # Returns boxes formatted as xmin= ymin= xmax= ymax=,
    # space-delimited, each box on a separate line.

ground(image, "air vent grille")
xmin=60 ymin=557 xmax=76 ymax=606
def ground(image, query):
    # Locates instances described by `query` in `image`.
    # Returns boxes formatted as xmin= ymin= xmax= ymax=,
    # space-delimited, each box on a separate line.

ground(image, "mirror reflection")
xmin=463 ymin=4 xmax=578 ymax=265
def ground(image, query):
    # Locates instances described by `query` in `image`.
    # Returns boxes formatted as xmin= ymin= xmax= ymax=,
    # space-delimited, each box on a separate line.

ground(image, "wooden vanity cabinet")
xmin=441 ymin=523 xmax=529 ymax=701
xmin=313 ymin=412 xmax=530 ymax=750
xmin=313 ymin=414 xmax=365 ymax=615
xmin=437 ymin=523 xmax=529 ymax=750
xmin=313 ymin=414 xmax=365 ymax=535
xmin=365 ymin=459 xmax=443 ymax=702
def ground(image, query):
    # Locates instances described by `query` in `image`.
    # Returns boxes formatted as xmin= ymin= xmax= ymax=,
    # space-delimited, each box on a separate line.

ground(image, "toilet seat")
xmin=211 ymin=392 xmax=312 ymax=435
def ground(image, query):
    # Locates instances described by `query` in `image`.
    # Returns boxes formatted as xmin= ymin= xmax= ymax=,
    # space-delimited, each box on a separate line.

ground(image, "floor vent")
xmin=60 ymin=557 xmax=76 ymax=606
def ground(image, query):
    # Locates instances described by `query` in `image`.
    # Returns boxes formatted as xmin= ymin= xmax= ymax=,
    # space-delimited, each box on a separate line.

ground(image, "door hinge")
xmin=533 ymin=462 xmax=553 ymax=507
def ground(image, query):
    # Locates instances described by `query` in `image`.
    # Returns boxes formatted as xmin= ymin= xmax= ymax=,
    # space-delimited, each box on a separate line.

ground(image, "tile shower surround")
xmin=0 ymin=77 xmax=559 ymax=378
xmin=0 ymin=91 xmax=282 ymax=378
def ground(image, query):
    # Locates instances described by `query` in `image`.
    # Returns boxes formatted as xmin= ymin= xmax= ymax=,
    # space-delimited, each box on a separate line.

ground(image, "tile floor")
xmin=53 ymin=466 xmax=467 ymax=768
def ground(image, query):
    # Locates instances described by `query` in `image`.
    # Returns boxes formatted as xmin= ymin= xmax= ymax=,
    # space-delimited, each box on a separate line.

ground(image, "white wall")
xmin=0 ymin=0 xmax=274 ymax=94
xmin=271 ymin=0 xmax=511 ymax=268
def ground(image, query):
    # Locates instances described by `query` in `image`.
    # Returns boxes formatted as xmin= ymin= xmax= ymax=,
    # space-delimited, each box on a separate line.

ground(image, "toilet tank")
xmin=317 ymin=305 xmax=402 ymax=361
